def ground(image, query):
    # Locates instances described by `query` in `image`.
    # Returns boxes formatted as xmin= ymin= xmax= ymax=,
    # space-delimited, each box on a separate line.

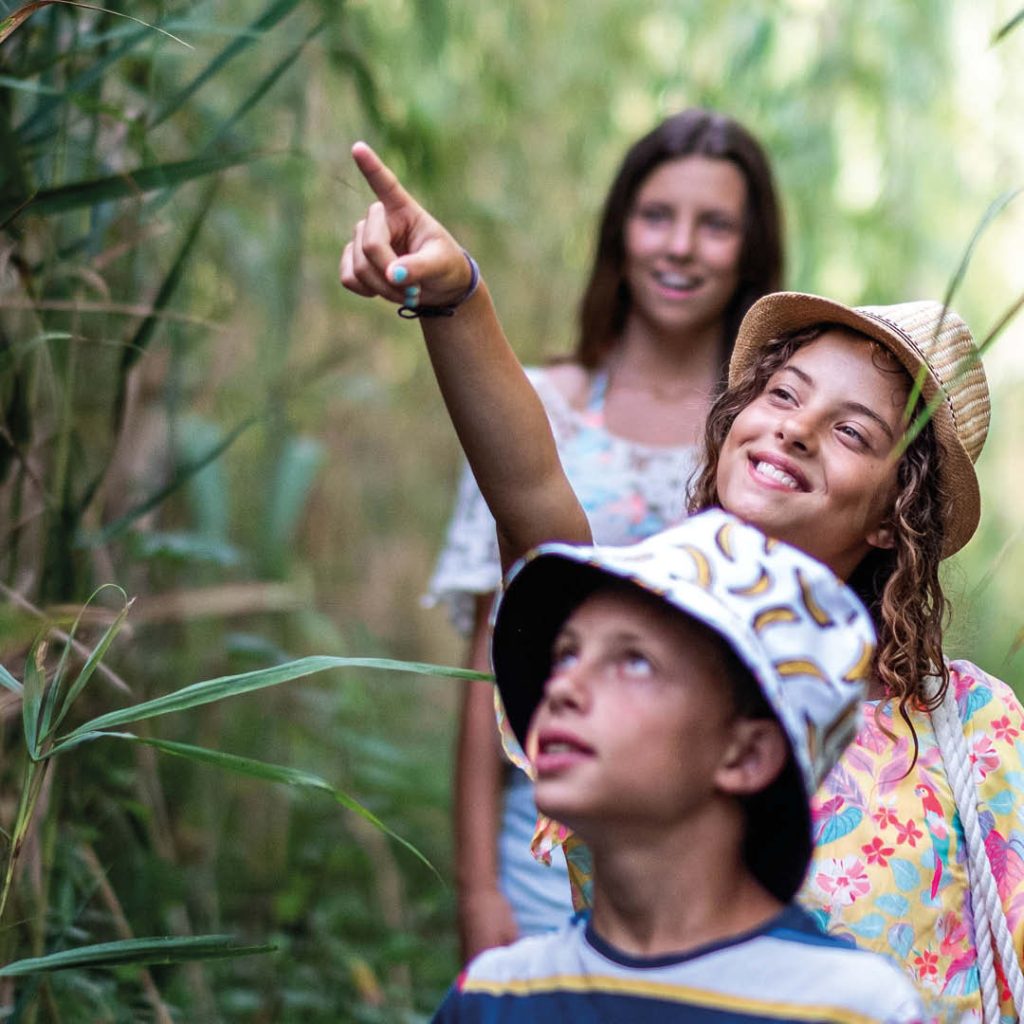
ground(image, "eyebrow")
xmin=778 ymin=365 xmax=897 ymax=441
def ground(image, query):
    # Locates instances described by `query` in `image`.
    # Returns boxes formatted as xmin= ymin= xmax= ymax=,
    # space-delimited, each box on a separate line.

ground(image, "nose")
xmin=775 ymin=409 xmax=818 ymax=453
xmin=666 ymin=217 xmax=695 ymax=259
xmin=540 ymin=659 xmax=590 ymax=715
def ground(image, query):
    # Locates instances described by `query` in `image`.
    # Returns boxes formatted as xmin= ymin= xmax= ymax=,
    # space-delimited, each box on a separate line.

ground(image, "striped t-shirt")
xmin=432 ymin=906 xmax=928 ymax=1023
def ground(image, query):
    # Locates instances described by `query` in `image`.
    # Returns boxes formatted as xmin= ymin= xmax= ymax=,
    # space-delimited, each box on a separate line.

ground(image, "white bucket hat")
xmin=491 ymin=508 xmax=875 ymax=901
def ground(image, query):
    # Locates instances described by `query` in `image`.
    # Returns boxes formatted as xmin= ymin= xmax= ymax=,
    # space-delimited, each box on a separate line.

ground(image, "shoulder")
xmin=530 ymin=362 xmax=590 ymax=411
xmin=947 ymin=658 xmax=1024 ymax=727
xmin=753 ymin=907 xmax=927 ymax=1022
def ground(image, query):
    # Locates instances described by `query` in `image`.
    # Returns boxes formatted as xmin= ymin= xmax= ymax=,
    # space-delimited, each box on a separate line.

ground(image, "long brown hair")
xmin=688 ymin=327 xmax=950 ymax=738
xmin=575 ymin=109 xmax=783 ymax=375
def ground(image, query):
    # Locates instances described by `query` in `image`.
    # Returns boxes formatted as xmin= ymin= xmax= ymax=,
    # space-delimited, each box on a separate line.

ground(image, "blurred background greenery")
xmin=0 ymin=0 xmax=1022 ymax=1019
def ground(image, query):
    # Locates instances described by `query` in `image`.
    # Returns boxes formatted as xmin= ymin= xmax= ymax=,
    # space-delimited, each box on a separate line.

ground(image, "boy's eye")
xmin=621 ymin=651 xmax=654 ymax=677
xmin=551 ymin=646 xmax=579 ymax=672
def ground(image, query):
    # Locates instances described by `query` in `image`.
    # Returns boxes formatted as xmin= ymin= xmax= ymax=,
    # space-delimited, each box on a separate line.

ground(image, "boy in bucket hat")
xmin=431 ymin=509 xmax=927 ymax=1023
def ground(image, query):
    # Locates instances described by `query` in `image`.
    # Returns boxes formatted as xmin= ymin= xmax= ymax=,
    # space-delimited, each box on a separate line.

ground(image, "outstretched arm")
xmin=339 ymin=142 xmax=591 ymax=571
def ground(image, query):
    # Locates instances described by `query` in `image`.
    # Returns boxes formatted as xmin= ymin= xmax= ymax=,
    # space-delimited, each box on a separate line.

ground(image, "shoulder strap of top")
xmin=585 ymin=370 xmax=610 ymax=415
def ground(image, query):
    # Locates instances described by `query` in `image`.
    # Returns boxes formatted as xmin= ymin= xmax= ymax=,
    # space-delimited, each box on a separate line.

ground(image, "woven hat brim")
xmin=728 ymin=292 xmax=980 ymax=557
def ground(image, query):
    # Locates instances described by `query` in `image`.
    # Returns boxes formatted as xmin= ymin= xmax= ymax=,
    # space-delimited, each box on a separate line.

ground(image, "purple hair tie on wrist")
xmin=397 ymin=250 xmax=480 ymax=319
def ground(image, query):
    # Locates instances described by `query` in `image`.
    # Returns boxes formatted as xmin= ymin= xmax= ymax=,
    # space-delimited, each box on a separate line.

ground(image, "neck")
xmin=582 ymin=808 xmax=784 ymax=957
xmin=612 ymin=315 xmax=723 ymax=397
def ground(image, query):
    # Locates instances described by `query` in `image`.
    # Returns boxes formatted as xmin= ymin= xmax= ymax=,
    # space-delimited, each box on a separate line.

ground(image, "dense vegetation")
xmin=0 ymin=1 xmax=1022 ymax=1019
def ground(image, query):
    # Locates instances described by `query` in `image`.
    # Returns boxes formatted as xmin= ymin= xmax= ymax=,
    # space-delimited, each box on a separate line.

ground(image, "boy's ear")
xmin=715 ymin=719 xmax=789 ymax=797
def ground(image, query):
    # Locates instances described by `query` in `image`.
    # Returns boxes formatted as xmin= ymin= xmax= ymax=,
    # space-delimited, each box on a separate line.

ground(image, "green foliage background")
xmin=0 ymin=0 xmax=1022 ymax=1019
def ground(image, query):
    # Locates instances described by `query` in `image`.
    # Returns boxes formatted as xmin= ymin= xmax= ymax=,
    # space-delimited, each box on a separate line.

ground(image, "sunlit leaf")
xmin=54 ymin=656 xmax=491 ymax=750
xmin=993 ymin=8 xmax=1024 ymax=42
xmin=0 ymin=935 xmax=272 ymax=976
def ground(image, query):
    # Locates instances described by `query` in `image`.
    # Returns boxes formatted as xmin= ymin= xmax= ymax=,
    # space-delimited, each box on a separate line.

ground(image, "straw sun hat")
xmin=729 ymin=293 xmax=991 ymax=557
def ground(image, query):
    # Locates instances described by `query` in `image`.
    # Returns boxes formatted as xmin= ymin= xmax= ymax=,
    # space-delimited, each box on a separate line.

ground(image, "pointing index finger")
xmin=351 ymin=141 xmax=414 ymax=215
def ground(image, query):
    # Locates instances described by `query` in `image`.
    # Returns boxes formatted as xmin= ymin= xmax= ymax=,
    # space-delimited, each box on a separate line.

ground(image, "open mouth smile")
xmin=748 ymin=455 xmax=810 ymax=492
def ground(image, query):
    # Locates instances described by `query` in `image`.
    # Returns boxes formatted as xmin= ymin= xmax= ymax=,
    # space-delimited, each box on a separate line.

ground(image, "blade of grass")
xmin=203 ymin=19 xmax=325 ymax=150
xmin=993 ymin=8 xmax=1024 ymax=43
xmin=54 ymin=656 xmax=491 ymax=750
xmin=76 ymin=412 xmax=260 ymax=547
xmin=21 ymin=637 xmax=46 ymax=760
xmin=0 ymin=1 xmax=190 ymax=48
xmin=0 ymin=665 xmax=23 ymax=695
xmin=148 ymin=0 xmax=303 ymax=128
xmin=900 ymin=287 xmax=1024 ymax=453
xmin=903 ymin=188 xmax=1021 ymax=417
xmin=0 ymin=935 xmax=272 ymax=975
xmin=97 ymin=733 xmax=440 ymax=880
xmin=50 ymin=589 xmax=132 ymax=733
xmin=2 ymin=151 xmax=265 ymax=222
xmin=99 ymin=180 xmax=220 ymax=449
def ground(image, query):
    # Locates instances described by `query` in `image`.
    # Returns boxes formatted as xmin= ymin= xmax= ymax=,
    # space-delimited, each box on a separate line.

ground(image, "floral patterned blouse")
xmin=550 ymin=661 xmax=1024 ymax=1024
xmin=425 ymin=366 xmax=699 ymax=635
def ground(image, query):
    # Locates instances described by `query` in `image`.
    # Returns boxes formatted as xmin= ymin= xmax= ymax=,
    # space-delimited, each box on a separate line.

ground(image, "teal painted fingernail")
xmin=392 ymin=265 xmax=408 ymax=284
xmin=403 ymin=285 xmax=421 ymax=308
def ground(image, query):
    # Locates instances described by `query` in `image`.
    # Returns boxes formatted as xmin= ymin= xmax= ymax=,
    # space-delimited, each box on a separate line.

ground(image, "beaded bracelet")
xmin=397 ymin=250 xmax=480 ymax=319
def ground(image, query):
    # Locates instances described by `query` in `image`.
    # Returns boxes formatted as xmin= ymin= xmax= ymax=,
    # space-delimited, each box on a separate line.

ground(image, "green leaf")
xmin=993 ymin=8 xmax=1024 ymax=43
xmin=101 ymin=733 xmax=439 ymax=880
xmin=51 ymin=589 xmax=132 ymax=733
xmin=203 ymin=19 xmax=326 ymax=151
xmin=1 ymin=151 xmax=265 ymax=222
xmin=77 ymin=413 xmax=260 ymax=547
xmin=22 ymin=637 xmax=46 ymax=760
xmin=148 ymin=0 xmax=304 ymax=128
xmin=54 ymin=656 xmax=491 ymax=750
xmin=0 ymin=665 xmax=23 ymax=695
xmin=0 ymin=934 xmax=272 ymax=976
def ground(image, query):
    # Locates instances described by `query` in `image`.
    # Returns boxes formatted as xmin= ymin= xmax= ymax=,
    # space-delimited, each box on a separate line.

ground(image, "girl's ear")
xmin=716 ymin=719 xmax=789 ymax=797
xmin=866 ymin=521 xmax=896 ymax=551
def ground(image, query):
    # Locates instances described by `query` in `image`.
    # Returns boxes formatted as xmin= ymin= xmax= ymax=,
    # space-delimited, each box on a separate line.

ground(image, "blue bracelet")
xmin=398 ymin=250 xmax=480 ymax=319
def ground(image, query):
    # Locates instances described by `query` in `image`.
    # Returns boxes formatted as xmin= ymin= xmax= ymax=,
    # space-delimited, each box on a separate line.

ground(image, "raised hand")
xmin=339 ymin=142 xmax=473 ymax=309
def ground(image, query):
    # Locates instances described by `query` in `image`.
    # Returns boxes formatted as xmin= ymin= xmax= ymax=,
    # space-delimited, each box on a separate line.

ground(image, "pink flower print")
xmin=815 ymin=857 xmax=871 ymax=906
xmin=861 ymin=836 xmax=895 ymax=866
xmin=895 ymin=818 xmax=923 ymax=847
xmin=992 ymin=715 xmax=1019 ymax=743
xmin=969 ymin=735 xmax=1000 ymax=781
xmin=914 ymin=950 xmax=939 ymax=980
xmin=872 ymin=804 xmax=900 ymax=831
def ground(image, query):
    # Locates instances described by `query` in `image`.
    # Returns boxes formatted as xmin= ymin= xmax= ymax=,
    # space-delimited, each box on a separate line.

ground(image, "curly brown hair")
xmin=688 ymin=326 xmax=950 ymax=744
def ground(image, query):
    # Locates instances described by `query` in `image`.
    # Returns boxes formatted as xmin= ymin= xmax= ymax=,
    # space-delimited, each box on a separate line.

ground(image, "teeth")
xmin=755 ymin=461 xmax=800 ymax=490
xmin=544 ymin=742 xmax=577 ymax=754
xmin=655 ymin=271 xmax=698 ymax=289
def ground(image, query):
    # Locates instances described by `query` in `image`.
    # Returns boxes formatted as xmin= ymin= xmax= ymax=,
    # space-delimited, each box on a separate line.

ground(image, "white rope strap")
xmin=928 ymin=675 xmax=1024 ymax=1022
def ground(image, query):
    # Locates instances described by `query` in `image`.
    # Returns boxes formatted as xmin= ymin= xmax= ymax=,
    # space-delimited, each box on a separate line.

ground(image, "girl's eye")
xmin=768 ymin=385 xmax=795 ymax=403
xmin=634 ymin=205 xmax=670 ymax=224
xmin=703 ymin=214 xmax=740 ymax=234
xmin=837 ymin=424 xmax=869 ymax=446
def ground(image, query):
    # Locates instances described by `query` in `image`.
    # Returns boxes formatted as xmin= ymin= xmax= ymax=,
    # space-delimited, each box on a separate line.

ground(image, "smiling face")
xmin=622 ymin=155 xmax=747 ymax=341
xmin=716 ymin=331 xmax=909 ymax=579
xmin=526 ymin=587 xmax=757 ymax=838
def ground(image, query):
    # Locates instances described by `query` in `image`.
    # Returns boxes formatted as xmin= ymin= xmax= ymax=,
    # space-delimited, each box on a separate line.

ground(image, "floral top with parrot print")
xmin=539 ymin=660 xmax=1024 ymax=1024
